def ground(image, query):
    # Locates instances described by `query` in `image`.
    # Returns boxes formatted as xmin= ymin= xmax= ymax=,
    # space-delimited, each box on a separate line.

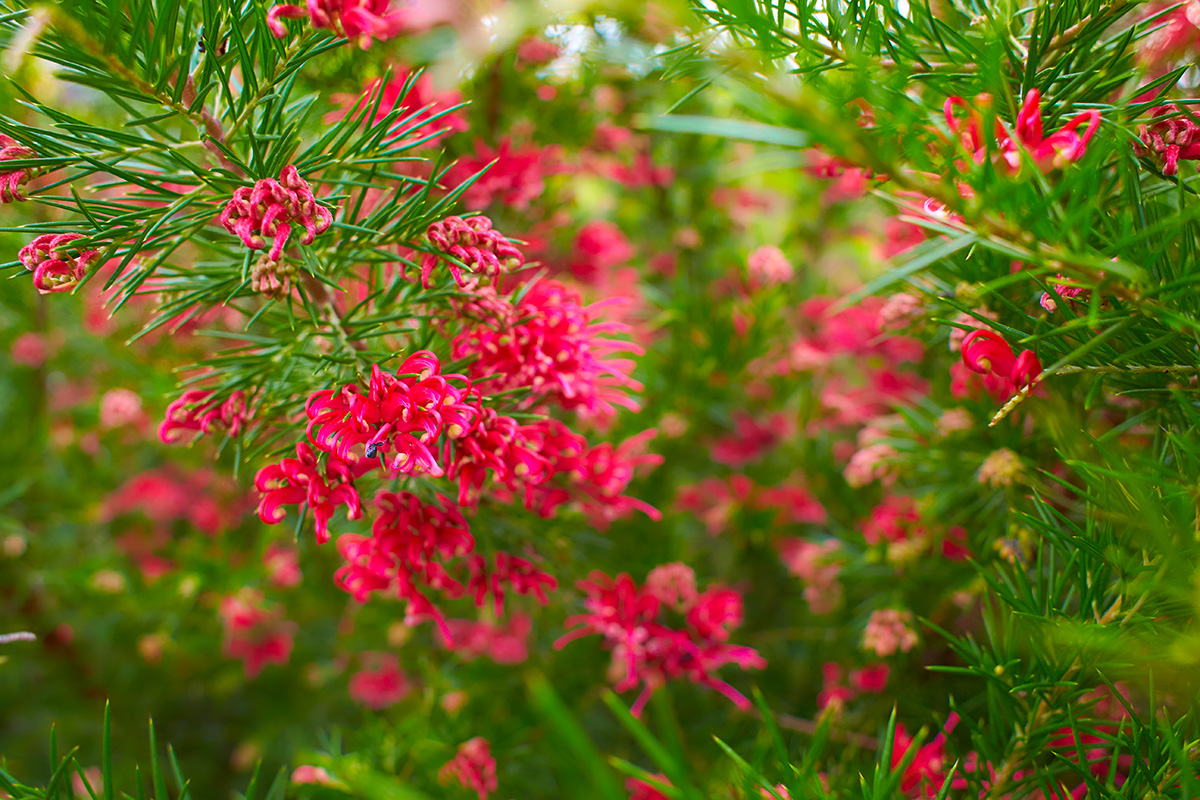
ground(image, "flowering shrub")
xmin=2 ymin=1 xmax=1200 ymax=799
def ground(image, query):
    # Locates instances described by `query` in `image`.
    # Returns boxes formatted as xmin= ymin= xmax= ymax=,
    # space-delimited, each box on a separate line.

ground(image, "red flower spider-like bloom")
xmin=159 ymin=390 xmax=247 ymax=444
xmin=465 ymin=551 xmax=558 ymax=617
xmin=266 ymin=0 xmax=403 ymax=48
xmin=418 ymin=215 xmax=525 ymax=289
xmin=218 ymin=590 xmax=296 ymax=678
xmin=945 ymin=89 xmax=1100 ymax=173
xmin=255 ymin=442 xmax=370 ymax=544
xmin=348 ymin=652 xmax=410 ymax=709
xmin=327 ymin=71 xmax=468 ymax=146
xmin=961 ymin=329 xmax=1042 ymax=390
xmin=0 ymin=134 xmax=36 ymax=203
xmin=439 ymin=738 xmax=498 ymax=800
xmin=305 ymin=353 xmax=476 ymax=477
xmin=453 ymin=279 xmax=645 ymax=419
xmin=18 ymin=233 xmax=98 ymax=294
xmin=333 ymin=491 xmax=472 ymax=640
xmin=220 ymin=165 xmax=333 ymax=261
xmin=447 ymin=138 xmax=562 ymax=211
xmin=1134 ymin=104 xmax=1200 ymax=177
xmin=556 ymin=571 xmax=765 ymax=716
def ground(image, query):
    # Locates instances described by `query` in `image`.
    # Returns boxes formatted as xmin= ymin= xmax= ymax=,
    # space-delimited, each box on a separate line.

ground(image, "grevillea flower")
xmin=255 ymin=442 xmax=369 ymax=544
xmin=746 ymin=245 xmax=794 ymax=286
xmin=1134 ymin=104 xmax=1200 ymax=176
xmin=893 ymin=714 xmax=959 ymax=799
xmin=777 ymin=538 xmax=843 ymax=614
xmin=945 ymin=90 xmax=1100 ymax=173
xmin=0 ymin=134 xmax=35 ymax=203
xmin=305 ymin=354 xmax=476 ymax=476
xmin=439 ymin=738 xmax=498 ymax=800
xmin=441 ymin=613 xmax=532 ymax=664
xmin=266 ymin=0 xmax=403 ymax=48
xmin=645 ymin=562 xmax=699 ymax=612
xmin=447 ymin=138 xmax=562 ymax=210
xmin=348 ymin=653 xmax=410 ymax=709
xmin=862 ymin=608 xmax=918 ymax=656
xmin=333 ymin=491 xmax=472 ymax=639
xmin=220 ymin=165 xmax=333 ymax=261
xmin=419 ymin=215 xmax=525 ymax=289
xmin=263 ymin=543 xmax=302 ymax=588
xmin=961 ymin=329 xmax=1041 ymax=391
xmin=453 ymin=279 xmax=645 ymax=419
xmin=19 ymin=233 xmax=98 ymax=294
xmin=159 ymin=390 xmax=247 ymax=444
xmin=218 ymin=590 xmax=296 ymax=678
xmin=556 ymin=571 xmax=765 ymax=716
xmin=328 ymin=72 xmax=468 ymax=146
xmin=570 ymin=221 xmax=634 ymax=282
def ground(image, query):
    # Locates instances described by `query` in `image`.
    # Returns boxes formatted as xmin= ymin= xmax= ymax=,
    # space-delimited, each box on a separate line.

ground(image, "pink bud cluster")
xmin=159 ymin=390 xmax=247 ymax=444
xmin=439 ymin=738 xmax=498 ymax=800
xmin=266 ymin=0 xmax=402 ymax=48
xmin=219 ymin=165 xmax=333 ymax=261
xmin=555 ymin=567 xmax=765 ymax=716
xmin=960 ymin=330 xmax=1041 ymax=394
xmin=218 ymin=590 xmax=296 ymax=678
xmin=18 ymin=233 xmax=97 ymax=294
xmin=1134 ymin=104 xmax=1200 ymax=176
xmin=419 ymin=215 xmax=524 ymax=289
xmin=0 ymin=134 xmax=35 ymax=203
xmin=945 ymin=89 xmax=1100 ymax=173
xmin=453 ymin=279 xmax=644 ymax=419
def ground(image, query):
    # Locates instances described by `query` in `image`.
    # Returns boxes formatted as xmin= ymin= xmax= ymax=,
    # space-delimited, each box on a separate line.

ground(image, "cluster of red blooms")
xmin=159 ymin=390 xmax=247 ymax=444
xmin=1134 ymin=104 xmax=1200 ymax=176
xmin=447 ymin=138 xmax=562 ymax=210
xmin=347 ymin=652 xmax=411 ymax=709
xmin=452 ymin=278 xmax=645 ymax=419
xmin=440 ymin=613 xmax=532 ymax=664
xmin=555 ymin=567 xmax=765 ymax=716
xmin=419 ymin=215 xmax=525 ymax=289
xmin=439 ymin=738 xmax=498 ymax=800
xmin=0 ymin=134 xmax=35 ymax=203
xmin=219 ymin=165 xmax=333 ymax=261
xmin=18 ymin=233 xmax=98 ymax=294
xmin=218 ymin=590 xmax=296 ymax=678
xmin=256 ymin=442 xmax=371 ymax=545
xmin=328 ymin=71 xmax=468 ymax=147
xmin=944 ymin=89 xmax=1100 ymax=174
xmin=266 ymin=0 xmax=403 ymax=48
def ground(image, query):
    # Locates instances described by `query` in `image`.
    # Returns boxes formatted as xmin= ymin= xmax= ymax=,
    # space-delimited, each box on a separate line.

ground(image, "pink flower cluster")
xmin=329 ymin=72 xmax=468 ymax=146
xmin=419 ymin=215 xmax=525 ymax=289
xmin=818 ymin=661 xmax=890 ymax=712
xmin=555 ymin=567 xmax=765 ymax=716
xmin=441 ymin=613 xmax=531 ymax=664
xmin=453 ymin=279 xmax=644 ymax=419
xmin=945 ymin=89 xmax=1100 ymax=173
xmin=862 ymin=608 xmax=918 ymax=657
xmin=267 ymin=0 xmax=403 ymax=48
xmin=0 ymin=134 xmax=35 ymax=203
xmin=19 ymin=233 xmax=98 ymax=294
xmin=159 ymin=390 xmax=247 ymax=444
xmin=220 ymin=165 xmax=333 ymax=261
xmin=348 ymin=652 xmax=410 ymax=709
xmin=440 ymin=738 xmax=498 ymax=800
xmin=306 ymin=352 xmax=475 ymax=476
xmin=1134 ymin=104 xmax=1200 ymax=176
xmin=218 ymin=590 xmax=296 ymax=678
xmin=448 ymin=138 xmax=561 ymax=210
xmin=777 ymin=538 xmax=844 ymax=613
xmin=679 ymin=475 xmax=826 ymax=536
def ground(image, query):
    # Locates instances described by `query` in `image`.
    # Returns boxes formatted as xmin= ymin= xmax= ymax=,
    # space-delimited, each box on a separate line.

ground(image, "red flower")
xmin=219 ymin=165 xmax=333 ymax=261
xmin=267 ymin=0 xmax=404 ymax=48
xmin=305 ymin=353 xmax=476 ymax=476
xmin=218 ymin=590 xmax=296 ymax=678
xmin=18 ymin=233 xmax=98 ymax=294
xmin=0 ymin=134 xmax=35 ymax=203
xmin=348 ymin=653 xmax=410 ymax=709
xmin=961 ymin=329 xmax=1041 ymax=391
xmin=419 ymin=215 xmax=525 ymax=289
xmin=1135 ymin=104 xmax=1200 ymax=176
xmin=328 ymin=72 xmax=467 ymax=146
xmin=447 ymin=138 xmax=562 ymax=210
xmin=945 ymin=90 xmax=1100 ymax=173
xmin=159 ymin=390 xmax=247 ymax=444
xmin=439 ymin=738 xmax=498 ymax=800
xmin=255 ymin=442 xmax=368 ymax=544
